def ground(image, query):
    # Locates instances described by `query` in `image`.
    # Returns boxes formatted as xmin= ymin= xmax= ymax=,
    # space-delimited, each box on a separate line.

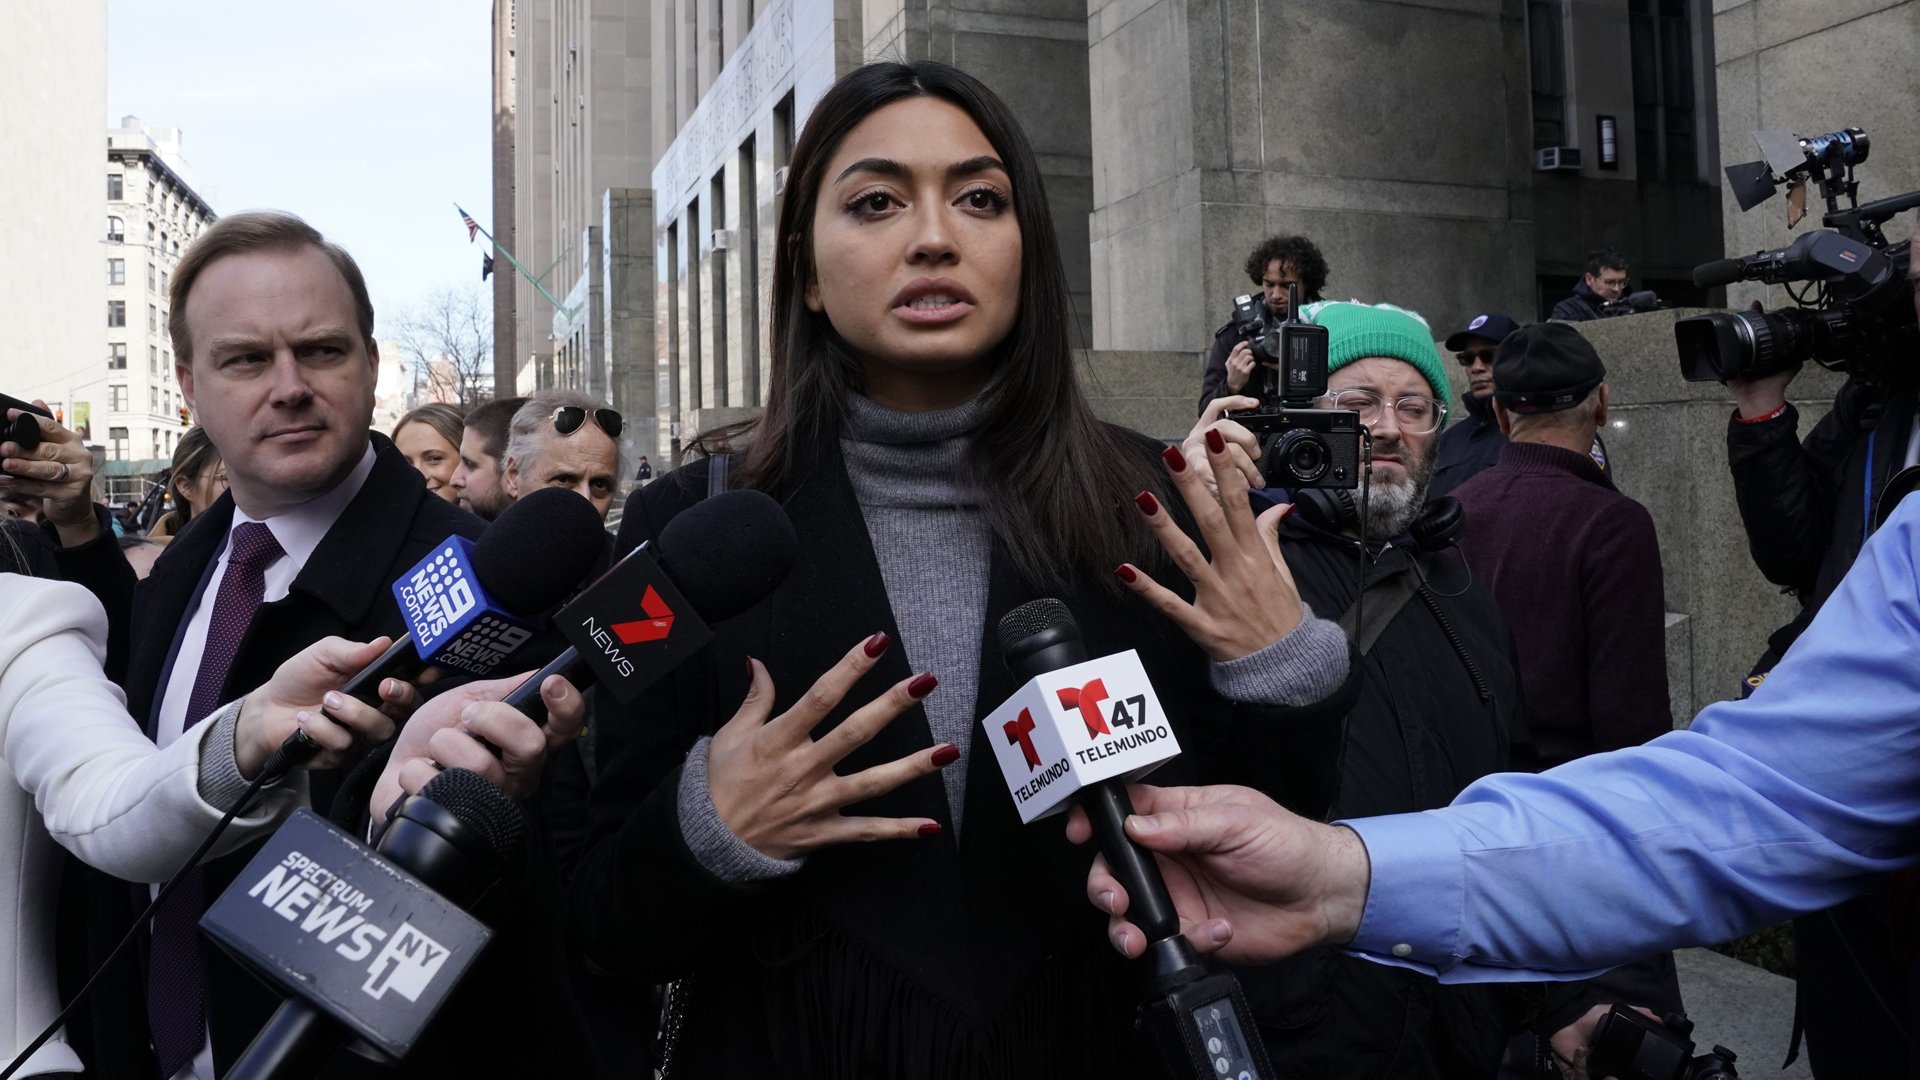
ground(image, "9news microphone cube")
xmin=391 ymin=537 xmax=540 ymax=676
xmin=982 ymin=650 xmax=1179 ymax=824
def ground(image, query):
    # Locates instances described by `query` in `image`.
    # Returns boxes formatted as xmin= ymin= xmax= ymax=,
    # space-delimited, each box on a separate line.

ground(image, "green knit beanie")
xmin=1298 ymin=300 xmax=1450 ymax=429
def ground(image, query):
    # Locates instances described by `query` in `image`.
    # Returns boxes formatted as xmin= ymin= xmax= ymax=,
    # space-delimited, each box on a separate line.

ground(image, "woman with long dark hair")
xmin=572 ymin=61 xmax=1349 ymax=1078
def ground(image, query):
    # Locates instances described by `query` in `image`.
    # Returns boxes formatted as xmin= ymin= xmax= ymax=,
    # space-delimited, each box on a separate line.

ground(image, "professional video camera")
xmin=1223 ymin=286 xmax=1362 ymax=489
xmin=1586 ymin=1006 xmax=1739 ymax=1080
xmin=1675 ymin=126 xmax=1919 ymax=383
xmin=1600 ymin=290 xmax=1666 ymax=318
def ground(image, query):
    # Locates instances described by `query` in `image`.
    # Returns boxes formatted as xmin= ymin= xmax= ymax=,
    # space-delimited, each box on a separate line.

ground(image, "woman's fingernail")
xmin=1114 ymin=563 xmax=1138 ymax=584
xmin=1205 ymin=428 xmax=1227 ymax=455
xmin=918 ymin=822 xmax=943 ymax=838
xmin=908 ymin=673 xmax=939 ymax=699
xmin=1277 ymin=502 xmax=1296 ymax=524
xmin=1160 ymin=445 xmax=1186 ymax=473
xmin=1096 ymin=889 xmax=1116 ymax=914
xmin=746 ymin=656 xmax=757 ymax=680
xmin=1134 ymin=491 xmax=1160 ymax=516
xmin=323 ymin=692 xmax=344 ymax=711
xmin=931 ymin=743 xmax=961 ymax=767
xmin=863 ymin=632 xmax=891 ymax=658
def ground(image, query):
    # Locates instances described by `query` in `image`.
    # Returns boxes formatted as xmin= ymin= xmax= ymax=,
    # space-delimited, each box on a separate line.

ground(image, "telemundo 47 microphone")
xmin=987 ymin=599 xmax=1273 ymax=1080
xmin=501 ymin=488 xmax=797 ymax=721
xmin=255 ymin=487 xmax=608 ymax=781
xmin=199 ymin=767 xmax=527 ymax=1078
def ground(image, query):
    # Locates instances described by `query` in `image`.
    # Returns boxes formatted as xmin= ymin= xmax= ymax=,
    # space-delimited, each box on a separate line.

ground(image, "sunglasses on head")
xmin=552 ymin=406 xmax=623 ymax=439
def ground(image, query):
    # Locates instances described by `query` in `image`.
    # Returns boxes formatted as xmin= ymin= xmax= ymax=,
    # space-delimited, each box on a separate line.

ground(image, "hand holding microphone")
xmin=232 ymin=636 xmax=412 ymax=778
xmin=373 ymin=672 xmax=587 ymax=828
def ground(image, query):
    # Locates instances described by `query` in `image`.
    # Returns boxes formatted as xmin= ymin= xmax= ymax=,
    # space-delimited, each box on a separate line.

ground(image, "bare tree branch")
xmin=386 ymin=285 xmax=495 ymax=409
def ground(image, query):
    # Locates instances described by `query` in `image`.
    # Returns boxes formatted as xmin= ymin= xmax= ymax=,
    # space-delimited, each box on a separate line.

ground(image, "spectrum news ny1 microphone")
xmin=200 ymin=768 xmax=527 ymax=1078
xmin=256 ymin=487 xmax=608 ymax=781
xmin=501 ymin=488 xmax=797 ymax=721
xmin=986 ymin=599 xmax=1273 ymax=1080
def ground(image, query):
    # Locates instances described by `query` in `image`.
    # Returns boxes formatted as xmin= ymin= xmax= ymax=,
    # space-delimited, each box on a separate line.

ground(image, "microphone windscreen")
xmin=654 ymin=489 xmax=797 ymax=621
xmin=997 ymin=597 xmax=1076 ymax=655
xmin=419 ymin=767 xmax=526 ymax=862
xmin=1693 ymin=258 xmax=1744 ymax=289
xmin=470 ymin=487 xmax=607 ymax=614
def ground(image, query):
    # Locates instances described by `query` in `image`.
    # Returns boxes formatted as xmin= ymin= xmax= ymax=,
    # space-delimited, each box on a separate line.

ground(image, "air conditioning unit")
xmin=711 ymin=229 xmax=734 ymax=252
xmin=1535 ymin=146 xmax=1583 ymax=172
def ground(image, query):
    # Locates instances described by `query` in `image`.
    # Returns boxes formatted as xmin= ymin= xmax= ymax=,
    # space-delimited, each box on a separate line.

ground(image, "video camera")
xmin=1587 ymin=1006 xmax=1739 ymax=1080
xmin=1601 ymin=290 xmax=1666 ymax=318
xmin=1675 ymin=126 xmax=1919 ymax=383
xmin=1223 ymin=286 xmax=1362 ymax=490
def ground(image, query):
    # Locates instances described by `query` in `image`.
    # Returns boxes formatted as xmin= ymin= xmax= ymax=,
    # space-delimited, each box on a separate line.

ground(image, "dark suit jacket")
xmin=569 ymin=440 xmax=1349 ymax=1079
xmin=64 ymin=436 xmax=592 ymax=1078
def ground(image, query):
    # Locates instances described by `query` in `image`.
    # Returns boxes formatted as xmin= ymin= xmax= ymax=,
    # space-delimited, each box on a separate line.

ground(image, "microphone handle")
xmin=224 ymin=1000 xmax=346 ymax=1080
xmin=1082 ymin=780 xmax=1180 ymax=945
xmin=256 ymin=636 xmax=427 ymax=783
xmin=502 ymin=645 xmax=600 ymax=726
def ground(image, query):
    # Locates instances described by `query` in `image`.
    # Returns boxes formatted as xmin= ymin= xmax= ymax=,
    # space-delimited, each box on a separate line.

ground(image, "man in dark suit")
xmin=33 ymin=211 xmax=495 ymax=1078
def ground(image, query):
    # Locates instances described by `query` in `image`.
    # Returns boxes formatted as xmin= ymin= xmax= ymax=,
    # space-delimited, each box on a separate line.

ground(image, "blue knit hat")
xmin=1298 ymin=301 xmax=1451 ymax=427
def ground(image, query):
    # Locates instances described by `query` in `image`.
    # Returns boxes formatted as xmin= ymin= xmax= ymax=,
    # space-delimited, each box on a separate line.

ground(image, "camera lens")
xmin=1273 ymin=430 xmax=1330 ymax=484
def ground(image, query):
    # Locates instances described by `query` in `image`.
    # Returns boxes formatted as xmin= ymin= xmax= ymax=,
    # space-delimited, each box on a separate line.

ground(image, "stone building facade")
xmin=100 ymin=117 xmax=215 ymax=494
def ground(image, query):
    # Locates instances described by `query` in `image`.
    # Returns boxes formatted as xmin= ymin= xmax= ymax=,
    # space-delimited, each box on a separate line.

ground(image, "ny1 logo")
xmin=1055 ymin=678 xmax=1147 ymax=739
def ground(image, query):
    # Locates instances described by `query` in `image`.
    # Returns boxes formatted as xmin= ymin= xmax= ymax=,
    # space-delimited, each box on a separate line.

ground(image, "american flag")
xmin=456 ymin=205 xmax=480 ymax=243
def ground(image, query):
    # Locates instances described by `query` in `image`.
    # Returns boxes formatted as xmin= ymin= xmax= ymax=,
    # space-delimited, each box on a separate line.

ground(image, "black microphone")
xmin=218 ymin=768 xmax=527 ymax=1079
xmin=995 ymin=599 xmax=1273 ymax=1080
xmin=1691 ymin=230 xmax=1880 ymax=290
xmin=503 ymin=488 xmax=797 ymax=722
xmin=256 ymin=488 xmax=607 ymax=781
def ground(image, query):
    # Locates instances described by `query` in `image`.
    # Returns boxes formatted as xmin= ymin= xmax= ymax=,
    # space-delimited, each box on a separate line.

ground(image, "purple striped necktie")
xmin=148 ymin=520 xmax=283 ymax=1076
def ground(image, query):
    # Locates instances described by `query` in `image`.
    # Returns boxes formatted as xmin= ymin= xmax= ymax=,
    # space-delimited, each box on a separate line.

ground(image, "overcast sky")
xmin=107 ymin=0 xmax=494 ymax=334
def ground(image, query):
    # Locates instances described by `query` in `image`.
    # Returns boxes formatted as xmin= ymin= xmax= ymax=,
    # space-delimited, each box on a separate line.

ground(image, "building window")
xmin=710 ymin=173 xmax=729 ymax=409
xmin=150 ymin=387 xmax=160 ymax=412
xmin=106 ymin=215 xmax=124 ymax=243
xmin=150 ymin=345 xmax=159 ymax=372
xmin=147 ymin=222 xmax=155 ymax=242
xmin=1527 ymin=0 xmax=1568 ymax=150
xmin=108 ymin=427 xmax=129 ymax=462
xmin=1630 ymin=0 xmax=1697 ymax=181
xmin=160 ymin=270 xmax=168 ymax=295
xmin=148 ymin=304 xmax=158 ymax=332
xmin=108 ymin=385 xmax=127 ymax=411
xmin=108 ymin=343 xmax=127 ymax=369
xmin=108 ymin=301 xmax=126 ymax=327
xmin=148 ymin=264 xmax=156 ymax=290
xmin=107 ymin=258 xmax=125 ymax=285
xmin=738 ymin=137 xmax=761 ymax=406
xmin=107 ymin=173 xmax=123 ymax=200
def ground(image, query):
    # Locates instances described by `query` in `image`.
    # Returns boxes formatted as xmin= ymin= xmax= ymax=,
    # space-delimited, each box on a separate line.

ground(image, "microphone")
xmin=988 ymin=599 xmax=1273 ymax=1080
xmin=256 ymin=488 xmax=607 ymax=780
xmin=1691 ymin=230 xmax=1879 ymax=289
xmin=502 ymin=488 xmax=797 ymax=722
xmin=206 ymin=768 xmax=527 ymax=1078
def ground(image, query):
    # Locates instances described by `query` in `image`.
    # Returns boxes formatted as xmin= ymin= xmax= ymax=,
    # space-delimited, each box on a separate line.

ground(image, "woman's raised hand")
xmin=1115 ymin=402 xmax=1305 ymax=662
xmin=706 ymin=633 xmax=959 ymax=859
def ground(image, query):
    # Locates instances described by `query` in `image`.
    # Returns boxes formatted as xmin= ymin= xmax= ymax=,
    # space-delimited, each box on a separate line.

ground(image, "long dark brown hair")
xmin=695 ymin=60 xmax=1157 ymax=591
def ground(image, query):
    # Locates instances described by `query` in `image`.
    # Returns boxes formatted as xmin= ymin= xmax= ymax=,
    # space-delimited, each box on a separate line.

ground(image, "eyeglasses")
xmin=1455 ymin=348 xmax=1496 ymax=367
xmin=1318 ymin=389 xmax=1448 ymax=435
xmin=551 ymin=406 xmax=623 ymax=439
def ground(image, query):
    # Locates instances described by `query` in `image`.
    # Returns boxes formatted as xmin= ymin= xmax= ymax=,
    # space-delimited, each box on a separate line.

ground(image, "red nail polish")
xmin=745 ymin=656 xmax=757 ymax=680
xmin=1134 ymin=491 xmax=1160 ymax=516
xmin=918 ymin=822 xmax=943 ymax=838
xmin=908 ymin=673 xmax=939 ymax=698
xmin=1277 ymin=502 xmax=1296 ymax=524
xmin=863 ymin=632 xmax=891 ymax=658
xmin=931 ymin=743 xmax=961 ymax=767
xmin=1160 ymin=445 xmax=1186 ymax=472
xmin=1114 ymin=563 xmax=1138 ymax=584
xmin=1205 ymin=428 xmax=1227 ymax=455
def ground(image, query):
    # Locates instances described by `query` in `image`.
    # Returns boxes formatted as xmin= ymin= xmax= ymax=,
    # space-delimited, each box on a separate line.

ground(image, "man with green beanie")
xmin=1191 ymin=300 xmax=1563 ymax=1078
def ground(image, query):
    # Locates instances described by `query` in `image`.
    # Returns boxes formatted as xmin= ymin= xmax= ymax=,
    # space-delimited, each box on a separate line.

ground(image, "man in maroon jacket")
xmin=1452 ymin=322 xmax=1672 ymax=768
xmin=1451 ymin=320 xmax=1686 ymax=1039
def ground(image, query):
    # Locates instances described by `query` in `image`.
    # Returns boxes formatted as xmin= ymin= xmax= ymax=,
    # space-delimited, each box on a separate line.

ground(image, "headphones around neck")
xmin=1290 ymin=488 xmax=1465 ymax=553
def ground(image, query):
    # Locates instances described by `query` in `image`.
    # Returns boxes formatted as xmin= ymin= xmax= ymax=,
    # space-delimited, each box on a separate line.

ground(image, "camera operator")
xmin=1550 ymin=250 xmax=1630 ymax=323
xmin=1199 ymin=235 xmax=1328 ymax=415
xmin=1711 ymin=213 xmax=1920 ymax=1075
xmin=1193 ymin=301 xmax=1551 ymax=1077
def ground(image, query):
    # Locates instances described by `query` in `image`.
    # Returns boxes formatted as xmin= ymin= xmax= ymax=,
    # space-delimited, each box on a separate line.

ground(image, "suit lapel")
xmin=128 ymin=496 xmax=234 ymax=733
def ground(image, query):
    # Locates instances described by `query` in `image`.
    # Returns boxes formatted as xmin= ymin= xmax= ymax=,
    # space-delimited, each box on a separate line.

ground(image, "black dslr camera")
xmin=1231 ymin=284 xmax=1332 ymax=402
xmin=1587 ymin=1007 xmax=1738 ymax=1080
xmin=1675 ymin=126 xmax=1918 ymax=384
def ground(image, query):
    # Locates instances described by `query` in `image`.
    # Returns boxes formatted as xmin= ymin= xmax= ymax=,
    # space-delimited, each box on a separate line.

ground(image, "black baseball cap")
xmin=1444 ymin=313 xmax=1521 ymax=352
xmin=1493 ymin=322 xmax=1606 ymax=414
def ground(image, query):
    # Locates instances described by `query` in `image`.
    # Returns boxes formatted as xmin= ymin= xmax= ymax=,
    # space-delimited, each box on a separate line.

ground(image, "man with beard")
xmin=1193 ymin=300 xmax=1540 ymax=1078
xmin=449 ymin=396 xmax=526 ymax=520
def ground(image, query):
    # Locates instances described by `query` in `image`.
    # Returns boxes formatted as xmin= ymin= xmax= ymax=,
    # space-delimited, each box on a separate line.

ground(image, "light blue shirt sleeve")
xmin=1342 ymin=494 xmax=1920 ymax=983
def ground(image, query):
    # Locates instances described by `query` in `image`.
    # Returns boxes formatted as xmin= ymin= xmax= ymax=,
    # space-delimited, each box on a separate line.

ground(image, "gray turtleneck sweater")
xmin=677 ymin=395 xmax=1349 ymax=883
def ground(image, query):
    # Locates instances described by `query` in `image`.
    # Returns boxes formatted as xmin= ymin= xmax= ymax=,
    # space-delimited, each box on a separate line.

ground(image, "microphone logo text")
xmin=244 ymin=850 xmax=456 ymax=1006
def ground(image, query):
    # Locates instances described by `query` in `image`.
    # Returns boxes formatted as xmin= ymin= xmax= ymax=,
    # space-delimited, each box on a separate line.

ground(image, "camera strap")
xmin=1338 ymin=555 xmax=1423 ymax=657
